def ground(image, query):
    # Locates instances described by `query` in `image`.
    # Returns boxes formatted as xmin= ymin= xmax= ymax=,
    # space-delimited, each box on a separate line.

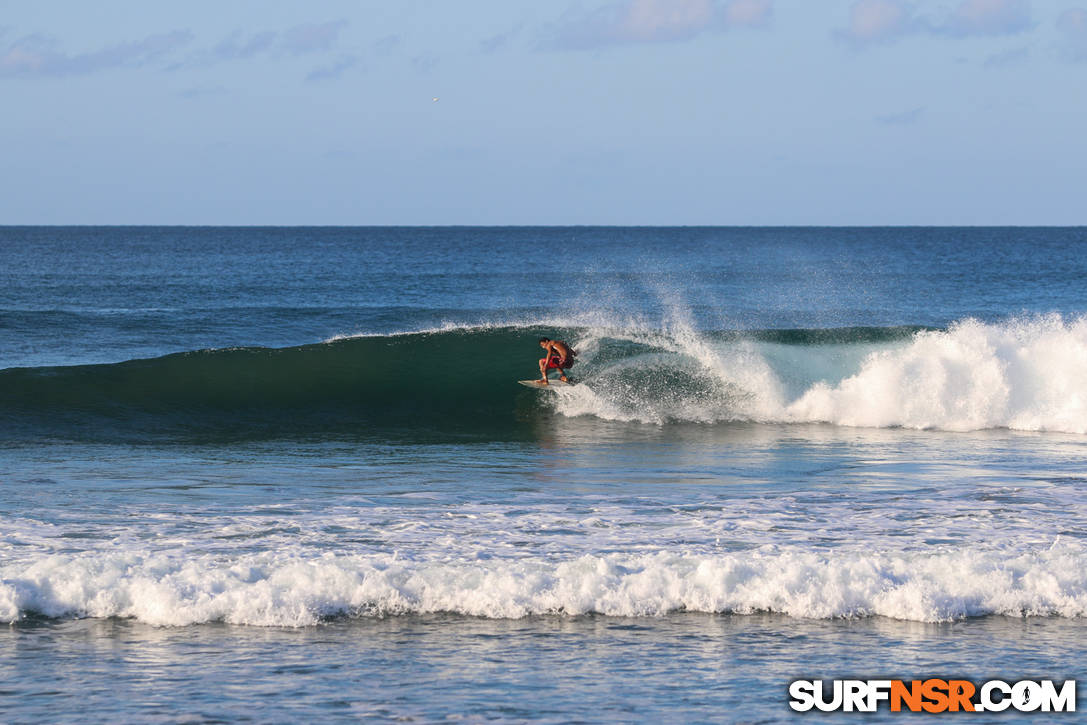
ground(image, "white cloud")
xmin=545 ymin=0 xmax=773 ymax=50
xmin=941 ymin=0 xmax=1032 ymax=37
xmin=616 ymin=0 xmax=715 ymax=43
xmin=0 ymin=30 xmax=193 ymax=78
xmin=837 ymin=0 xmax=1034 ymax=47
xmin=837 ymin=0 xmax=916 ymax=46
xmin=1057 ymin=7 xmax=1087 ymax=61
xmin=724 ymin=0 xmax=773 ymax=27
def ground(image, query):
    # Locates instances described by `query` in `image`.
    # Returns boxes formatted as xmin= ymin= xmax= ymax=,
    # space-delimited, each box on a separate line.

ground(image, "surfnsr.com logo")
xmin=789 ymin=679 xmax=1077 ymax=713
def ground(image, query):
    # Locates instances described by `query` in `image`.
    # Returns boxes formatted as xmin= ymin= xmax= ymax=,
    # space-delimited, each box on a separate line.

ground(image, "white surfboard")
xmin=518 ymin=379 xmax=575 ymax=389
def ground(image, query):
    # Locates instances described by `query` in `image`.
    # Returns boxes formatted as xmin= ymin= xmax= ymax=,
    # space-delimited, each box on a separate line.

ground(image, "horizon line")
xmin=2 ymin=224 xmax=1086 ymax=229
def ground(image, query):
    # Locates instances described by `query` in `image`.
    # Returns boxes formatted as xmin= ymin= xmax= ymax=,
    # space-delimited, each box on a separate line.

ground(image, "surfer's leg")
xmin=538 ymin=357 xmax=549 ymax=384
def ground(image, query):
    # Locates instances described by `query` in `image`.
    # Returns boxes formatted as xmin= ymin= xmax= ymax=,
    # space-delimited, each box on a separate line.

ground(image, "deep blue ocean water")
xmin=2 ymin=227 xmax=1086 ymax=721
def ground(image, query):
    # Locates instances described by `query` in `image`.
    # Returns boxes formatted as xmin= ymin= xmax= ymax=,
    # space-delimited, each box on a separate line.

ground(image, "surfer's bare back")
xmin=538 ymin=337 xmax=575 ymax=384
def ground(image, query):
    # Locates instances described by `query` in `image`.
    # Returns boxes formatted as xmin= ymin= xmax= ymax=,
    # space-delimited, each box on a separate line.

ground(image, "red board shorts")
xmin=545 ymin=356 xmax=568 ymax=370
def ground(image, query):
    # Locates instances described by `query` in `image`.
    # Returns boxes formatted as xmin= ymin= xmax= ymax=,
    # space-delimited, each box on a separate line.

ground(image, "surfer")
xmin=537 ymin=337 xmax=575 ymax=384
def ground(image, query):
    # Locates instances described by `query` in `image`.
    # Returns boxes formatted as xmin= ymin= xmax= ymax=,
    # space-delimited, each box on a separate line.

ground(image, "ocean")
xmin=1 ymin=226 xmax=1085 ymax=721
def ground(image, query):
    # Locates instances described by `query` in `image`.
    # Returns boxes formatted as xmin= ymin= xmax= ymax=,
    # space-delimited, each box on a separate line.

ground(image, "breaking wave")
xmin=3 ymin=542 xmax=1085 ymax=626
xmin=2 ymin=315 xmax=1087 ymax=439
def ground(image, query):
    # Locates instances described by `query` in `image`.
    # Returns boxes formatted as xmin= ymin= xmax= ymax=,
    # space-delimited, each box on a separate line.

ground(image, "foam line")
xmin=3 ymin=543 xmax=1085 ymax=626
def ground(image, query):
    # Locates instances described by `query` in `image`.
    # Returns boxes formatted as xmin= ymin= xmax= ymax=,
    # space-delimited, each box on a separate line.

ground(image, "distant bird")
xmin=432 ymin=97 xmax=439 ymax=102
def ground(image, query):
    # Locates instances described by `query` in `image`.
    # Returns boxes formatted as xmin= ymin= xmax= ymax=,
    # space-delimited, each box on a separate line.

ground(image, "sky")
xmin=1 ymin=0 xmax=1085 ymax=225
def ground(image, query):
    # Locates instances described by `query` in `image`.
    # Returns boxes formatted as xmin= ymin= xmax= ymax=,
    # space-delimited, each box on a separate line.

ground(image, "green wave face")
xmin=0 ymin=325 xmax=922 ymax=442
xmin=0 ymin=327 xmax=554 ymax=441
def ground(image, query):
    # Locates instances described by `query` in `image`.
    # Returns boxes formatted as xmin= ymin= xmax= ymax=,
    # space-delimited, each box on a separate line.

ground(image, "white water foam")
xmin=786 ymin=316 xmax=1087 ymax=432
xmin=3 ymin=542 xmax=1085 ymax=626
xmin=558 ymin=315 xmax=1087 ymax=433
